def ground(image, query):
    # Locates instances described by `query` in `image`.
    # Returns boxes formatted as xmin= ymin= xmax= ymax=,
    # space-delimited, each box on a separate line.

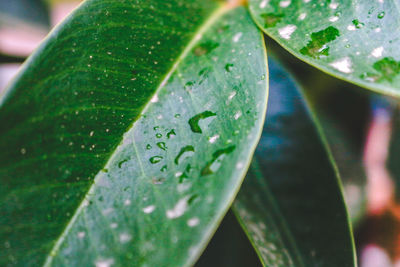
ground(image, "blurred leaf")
xmin=316 ymin=115 xmax=367 ymax=226
xmin=0 ymin=1 xmax=268 ymax=266
xmin=249 ymin=0 xmax=400 ymax=97
xmin=233 ymin=57 xmax=356 ymax=266
xmin=195 ymin=210 xmax=262 ymax=267
xmin=0 ymin=0 xmax=50 ymax=27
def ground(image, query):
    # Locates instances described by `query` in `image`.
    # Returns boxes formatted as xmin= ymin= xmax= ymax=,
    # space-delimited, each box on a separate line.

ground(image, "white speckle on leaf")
xmin=77 ymin=232 xmax=85 ymax=238
xmin=279 ymin=0 xmax=291 ymax=7
xmin=102 ymin=208 xmax=114 ymax=215
xmin=209 ymin=135 xmax=220 ymax=143
xmin=347 ymin=25 xmax=356 ymax=31
xmin=175 ymin=171 xmax=183 ymax=177
xmin=124 ymin=199 xmax=131 ymax=206
xmin=228 ymin=91 xmax=237 ymax=100
xmin=110 ymin=223 xmax=118 ymax=229
xmin=95 ymin=259 xmax=114 ymax=267
xmin=177 ymin=183 xmax=191 ymax=193
xmin=119 ymin=233 xmax=132 ymax=243
xmin=375 ymin=27 xmax=381 ymax=33
xmin=234 ymin=111 xmax=242 ymax=120
xmin=329 ymin=2 xmax=338 ymax=9
xmin=143 ymin=205 xmax=155 ymax=214
xmin=259 ymin=0 xmax=269 ymax=8
xmin=236 ymin=162 xmax=244 ymax=169
xmin=329 ymin=16 xmax=339 ymax=22
xmin=166 ymin=196 xmax=189 ymax=219
xmin=98 ymin=176 xmax=111 ymax=188
xmin=278 ymin=25 xmax=297 ymax=40
xmin=187 ymin=217 xmax=200 ymax=227
xmin=371 ymin=46 xmax=384 ymax=58
xmin=298 ymin=13 xmax=307 ymax=20
xmin=232 ymin=32 xmax=242 ymax=43
xmin=150 ymin=94 xmax=159 ymax=103
xmin=330 ymin=57 xmax=353 ymax=73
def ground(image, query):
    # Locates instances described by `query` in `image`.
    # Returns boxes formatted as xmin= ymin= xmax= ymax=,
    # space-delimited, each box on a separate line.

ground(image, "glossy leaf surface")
xmin=233 ymin=58 xmax=356 ymax=266
xmin=0 ymin=1 xmax=268 ymax=266
xmin=249 ymin=0 xmax=400 ymax=97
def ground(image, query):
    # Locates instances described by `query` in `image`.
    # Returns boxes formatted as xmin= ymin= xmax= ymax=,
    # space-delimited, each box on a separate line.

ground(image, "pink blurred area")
xmin=0 ymin=1 xmax=80 ymax=92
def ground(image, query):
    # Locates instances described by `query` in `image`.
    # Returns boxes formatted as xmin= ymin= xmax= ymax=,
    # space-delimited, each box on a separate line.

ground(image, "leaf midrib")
xmin=42 ymin=3 xmax=236 ymax=266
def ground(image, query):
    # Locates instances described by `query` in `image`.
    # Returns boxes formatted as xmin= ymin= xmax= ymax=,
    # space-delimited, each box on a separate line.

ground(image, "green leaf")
xmin=0 ymin=1 xmax=268 ymax=266
xmin=232 ymin=57 xmax=356 ymax=266
xmin=249 ymin=0 xmax=400 ymax=97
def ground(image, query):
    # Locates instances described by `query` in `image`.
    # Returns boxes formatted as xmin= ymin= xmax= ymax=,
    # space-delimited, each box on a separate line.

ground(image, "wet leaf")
xmin=233 ymin=57 xmax=356 ymax=266
xmin=0 ymin=1 xmax=268 ymax=266
xmin=249 ymin=0 xmax=400 ymax=97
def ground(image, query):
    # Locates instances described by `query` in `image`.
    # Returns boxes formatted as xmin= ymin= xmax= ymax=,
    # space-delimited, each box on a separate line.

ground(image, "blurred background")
xmin=1 ymin=0 xmax=399 ymax=266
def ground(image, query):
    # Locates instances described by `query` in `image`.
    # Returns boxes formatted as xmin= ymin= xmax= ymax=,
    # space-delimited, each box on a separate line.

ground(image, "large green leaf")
xmin=0 ymin=1 xmax=268 ymax=266
xmin=233 ymin=57 xmax=356 ymax=266
xmin=249 ymin=0 xmax=400 ymax=97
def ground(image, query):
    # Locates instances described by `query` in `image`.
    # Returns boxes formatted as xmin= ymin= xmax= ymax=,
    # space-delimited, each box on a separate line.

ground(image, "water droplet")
xmin=157 ymin=142 xmax=167 ymax=151
xmin=167 ymin=129 xmax=176 ymax=139
xmin=160 ymin=165 xmax=167 ymax=172
xmin=155 ymin=133 xmax=162 ymax=138
xmin=146 ymin=144 xmax=152 ymax=150
xmin=149 ymin=156 xmax=163 ymax=164
xmin=143 ymin=205 xmax=156 ymax=214
xmin=225 ymin=63 xmax=234 ymax=72
xmin=118 ymin=159 xmax=129 ymax=168
xmin=198 ymin=67 xmax=211 ymax=85
xmin=260 ymin=13 xmax=284 ymax=28
xmin=193 ymin=41 xmax=219 ymax=56
xmin=300 ymin=26 xmax=340 ymax=58
xmin=352 ymin=19 xmax=364 ymax=29
xmin=372 ymin=57 xmax=400 ymax=82
xmin=201 ymin=146 xmax=236 ymax=176
xmin=377 ymin=12 xmax=385 ymax=19
xmin=184 ymin=81 xmax=195 ymax=91
xmin=174 ymin=114 xmax=181 ymax=118
xmin=152 ymin=177 xmax=165 ymax=184
xmin=188 ymin=111 xmax=216 ymax=133
xmin=175 ymin=145 xmax=195 ymax=164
